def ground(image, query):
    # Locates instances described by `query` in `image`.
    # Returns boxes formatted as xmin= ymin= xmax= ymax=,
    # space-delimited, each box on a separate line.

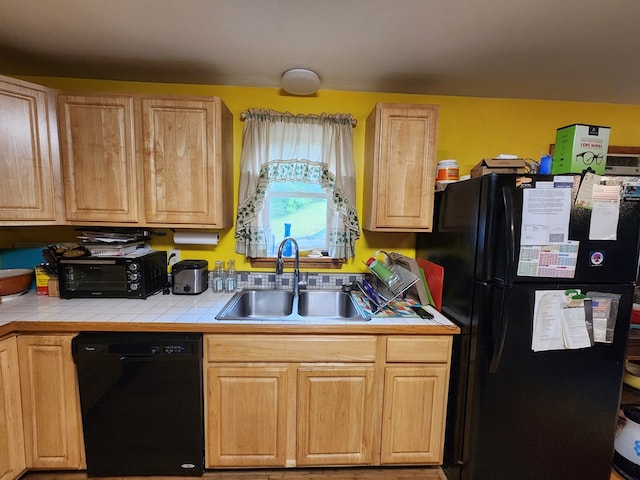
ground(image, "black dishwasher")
xmin=72 ymin=332 xmax=204 ymax=476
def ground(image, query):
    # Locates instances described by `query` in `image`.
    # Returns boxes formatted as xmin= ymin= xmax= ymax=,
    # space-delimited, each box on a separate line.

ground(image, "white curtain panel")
xmin=235 ymin=109 xmax=360 ymax=258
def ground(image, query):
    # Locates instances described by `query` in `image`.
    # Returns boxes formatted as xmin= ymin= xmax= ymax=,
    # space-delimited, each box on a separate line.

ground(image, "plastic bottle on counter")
xmin=539 ymin=154 xmax=553 ymax=175
xmin=225 ymin=259 xmax=237 ymax=292
xmin=213 ymin=260 xmax=225 ymax=292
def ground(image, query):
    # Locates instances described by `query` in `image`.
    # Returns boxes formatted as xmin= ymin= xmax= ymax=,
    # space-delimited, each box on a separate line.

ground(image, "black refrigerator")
xmin=416 ymin=173 xmax=640 ymax=480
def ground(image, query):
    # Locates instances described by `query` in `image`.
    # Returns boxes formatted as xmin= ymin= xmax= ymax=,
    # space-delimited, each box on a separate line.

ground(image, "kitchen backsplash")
xmin=208 ymin=271 xmax=366 ymax=291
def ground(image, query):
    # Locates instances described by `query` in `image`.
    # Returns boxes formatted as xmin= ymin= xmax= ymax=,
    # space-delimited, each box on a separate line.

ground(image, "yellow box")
xmin=35 ymin=265 xmax=50 ymax=296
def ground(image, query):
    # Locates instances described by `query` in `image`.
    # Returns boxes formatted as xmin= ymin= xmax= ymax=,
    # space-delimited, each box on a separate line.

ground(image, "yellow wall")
xmin=4 ymin=76 xmax=640 ymax=273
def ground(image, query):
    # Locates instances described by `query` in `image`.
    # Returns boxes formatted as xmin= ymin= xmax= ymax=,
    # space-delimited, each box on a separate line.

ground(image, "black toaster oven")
xmin=58 ymin=250 xmax=167 ymax=299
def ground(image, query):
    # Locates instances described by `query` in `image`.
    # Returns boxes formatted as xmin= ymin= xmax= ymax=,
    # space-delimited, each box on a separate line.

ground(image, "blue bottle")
xmin=540 ymin=154 xmax=553 ymax=175
xmin=283 ymin=223 xmax=292 ymax=257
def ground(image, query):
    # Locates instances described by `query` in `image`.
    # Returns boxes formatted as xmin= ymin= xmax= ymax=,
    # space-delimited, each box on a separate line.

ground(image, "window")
xmin=235 ymin=109 xmax=360 ymax=260
xmin=263 ymin=181 xmax=330 ymax=255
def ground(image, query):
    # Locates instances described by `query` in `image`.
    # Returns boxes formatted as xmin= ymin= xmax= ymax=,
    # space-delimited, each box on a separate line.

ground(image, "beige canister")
xmin=436 ymin=159 xmax=459 ymax=181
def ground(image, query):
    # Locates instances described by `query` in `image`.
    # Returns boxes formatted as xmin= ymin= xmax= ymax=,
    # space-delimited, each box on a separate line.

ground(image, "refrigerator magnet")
xmin=589 ymin=251 xmax=605 ymax=267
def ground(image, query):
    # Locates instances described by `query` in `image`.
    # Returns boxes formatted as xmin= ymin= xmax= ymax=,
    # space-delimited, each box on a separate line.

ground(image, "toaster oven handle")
xmin=60 ymin=259 xmax=118 ymax=264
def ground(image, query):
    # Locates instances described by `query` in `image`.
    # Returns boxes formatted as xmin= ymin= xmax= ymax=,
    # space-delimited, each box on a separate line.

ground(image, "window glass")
xmin=263 ymin=181 xmax=329 ymax=256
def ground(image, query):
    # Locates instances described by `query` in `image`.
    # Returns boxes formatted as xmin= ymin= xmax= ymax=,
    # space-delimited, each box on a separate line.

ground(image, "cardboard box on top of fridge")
xmin=470 ymin=158 xmax=527 ymax=178
xmin=552 ymin=124 xmax=610 ymax=175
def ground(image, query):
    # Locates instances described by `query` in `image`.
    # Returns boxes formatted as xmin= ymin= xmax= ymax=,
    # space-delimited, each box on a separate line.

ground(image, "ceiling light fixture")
xmin=281 ymin=68 xmax=321 ymax=95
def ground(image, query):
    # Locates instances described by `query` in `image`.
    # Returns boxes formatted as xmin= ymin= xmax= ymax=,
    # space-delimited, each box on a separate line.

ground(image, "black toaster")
xmin=172 ymin=260 xmax=208 ymax=295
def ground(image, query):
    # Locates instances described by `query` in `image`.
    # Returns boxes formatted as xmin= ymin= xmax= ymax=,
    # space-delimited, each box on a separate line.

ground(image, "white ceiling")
xmin=2 ymin=0 xmax=640 ymax=104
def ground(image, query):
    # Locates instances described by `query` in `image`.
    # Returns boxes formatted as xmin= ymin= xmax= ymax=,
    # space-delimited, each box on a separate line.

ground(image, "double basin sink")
xmin=215 ymin=289 xmax=370 ymax=321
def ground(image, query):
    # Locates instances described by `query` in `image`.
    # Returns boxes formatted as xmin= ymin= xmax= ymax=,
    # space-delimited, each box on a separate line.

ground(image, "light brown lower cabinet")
xmin=3 ymin=331 xmax=451 ymax=477
xmin=204 ymin=334 xmax=452 ymax=469
xmin=296 ymin=365 xmax=376 ymax=466
xmin=381 ymin=336 xmax=452 ymax=465
xmin=207 ymin=365 xmax=290 ymax=467
xmin=0 ymin=336 xmax=26 ymax=480
xmin=381 ymin=365 xmax=449 ymax=464
xmin=17 ymin=335 xmax=85 ymax=470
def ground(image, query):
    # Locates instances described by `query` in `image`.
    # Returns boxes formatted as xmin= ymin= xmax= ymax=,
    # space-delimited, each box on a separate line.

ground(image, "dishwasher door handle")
xmin=119 ymin=354 xmax=155 ymax=361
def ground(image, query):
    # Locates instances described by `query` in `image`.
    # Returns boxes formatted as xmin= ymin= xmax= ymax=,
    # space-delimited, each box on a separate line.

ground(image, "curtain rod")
xmin=240 ymin=110 xmax=357 ymax=127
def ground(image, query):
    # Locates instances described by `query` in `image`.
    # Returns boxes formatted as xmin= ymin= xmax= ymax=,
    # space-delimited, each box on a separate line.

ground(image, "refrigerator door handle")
xmin=501 ymin=186 xmax=516 ymax=287
xmin=489 ymin=286 xmax=511 ymax=374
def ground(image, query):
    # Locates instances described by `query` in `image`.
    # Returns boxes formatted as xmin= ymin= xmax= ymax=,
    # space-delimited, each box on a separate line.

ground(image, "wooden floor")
xmin=19 ymin=468 xmax=447 ymax=480
xmin=611 ymin=468 xmax=626 ymax=480
xmin=18 ymin=466 xmax=626 ymax=480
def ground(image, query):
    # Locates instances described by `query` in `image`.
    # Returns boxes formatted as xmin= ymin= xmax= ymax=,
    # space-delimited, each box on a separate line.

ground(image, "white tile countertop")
xmin=0 ymin=289 xmax=459 ymax=335
xmin=0 ymin=289 xmax=234 ymax=325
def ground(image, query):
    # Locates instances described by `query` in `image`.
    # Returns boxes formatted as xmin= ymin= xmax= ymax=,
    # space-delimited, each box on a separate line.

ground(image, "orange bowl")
xmin=0 ymin=268 xmax=34 ymax=296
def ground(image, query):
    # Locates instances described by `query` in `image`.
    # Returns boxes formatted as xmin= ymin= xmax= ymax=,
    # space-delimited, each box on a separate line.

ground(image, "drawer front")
xmin=206 ymin=335 xmax=377 ymax=362
xmin=385 ymin=336 xmax=452 ymax=363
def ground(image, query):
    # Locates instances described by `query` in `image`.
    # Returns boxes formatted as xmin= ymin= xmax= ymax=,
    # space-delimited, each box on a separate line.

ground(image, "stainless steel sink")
xmin=297 ymin=290 xmax=368 ymax=320
xmin=215 ymin=289 xmax=294 ymax=319
xmin=215 ymin=289 xmax=370 ymax=321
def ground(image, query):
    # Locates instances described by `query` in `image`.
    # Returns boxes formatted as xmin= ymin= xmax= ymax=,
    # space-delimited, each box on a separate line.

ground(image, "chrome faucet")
xmin=275 ymin=236 xmax=306 ymax=295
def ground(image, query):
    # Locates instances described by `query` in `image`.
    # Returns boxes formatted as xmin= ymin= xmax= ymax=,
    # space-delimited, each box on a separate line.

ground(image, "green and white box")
xmin=552 ymin=124 xmax=610 ymax=175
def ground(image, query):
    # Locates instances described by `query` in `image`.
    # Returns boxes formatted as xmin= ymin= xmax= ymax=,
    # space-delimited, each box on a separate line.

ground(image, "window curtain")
xmin=235 ymin=108 xmax=360 ymax=258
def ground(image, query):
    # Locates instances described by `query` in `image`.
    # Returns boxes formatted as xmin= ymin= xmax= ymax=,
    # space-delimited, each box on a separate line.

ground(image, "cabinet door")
xmin=0 ymin=337 xmax=26 ymax=480
xmin=0 ymin=76 xmax=62 ymax=224
xmin=206 ymin=365 xmax=289 ymax=467
xmin=297 ymin=365 xmax=375 ymax=466
xmin=141 ymin=97 xmax=233 ymax=226
xmin=17 ymin=335 xmax=85 ymax=469
xmin=58 ymin=94 xmax=139 ymax=223
xmin=363 ymin=103 xmax=439 ymax=231
xmin=381 ymin=365 xmax=448 ymax=464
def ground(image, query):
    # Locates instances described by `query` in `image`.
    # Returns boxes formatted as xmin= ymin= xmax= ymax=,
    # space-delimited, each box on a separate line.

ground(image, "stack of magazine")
xmin=76 ymin=228 xmax=151 ymax=256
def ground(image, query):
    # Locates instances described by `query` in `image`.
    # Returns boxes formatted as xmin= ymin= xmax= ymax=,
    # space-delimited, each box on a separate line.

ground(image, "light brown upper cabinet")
xmin=0 ymin=75 xmax=63 ymax=225
xmin=363 ymin=103 xmax=439 ymax=232
xmin=57 ymin=94 xmax=139 ymax=223
xmin=57 ymin=93 xmax=233 ymax=228
xmin=140 ymin=97 xmax=233 ymax=226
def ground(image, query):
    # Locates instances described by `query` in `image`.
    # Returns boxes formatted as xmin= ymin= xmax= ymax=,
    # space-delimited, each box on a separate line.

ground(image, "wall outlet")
xmin=168 ymin=249 xmax=180 ymax=266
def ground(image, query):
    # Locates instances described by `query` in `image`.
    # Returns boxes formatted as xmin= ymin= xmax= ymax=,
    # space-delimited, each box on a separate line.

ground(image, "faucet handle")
xmin=275 ymin=257 xmax=285 ymax=274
